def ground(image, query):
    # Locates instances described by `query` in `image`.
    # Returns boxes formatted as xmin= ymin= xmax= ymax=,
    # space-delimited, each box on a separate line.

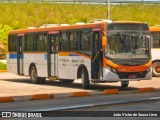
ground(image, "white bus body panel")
xmin=103 ymin=68 xmax=152 ymax=82
xmin=23 ymin=54 xmax=34 ymax=76
xmin=151 ymin=49 xmax=160 ymax=61
xmin=51 ymin=54 xmax=58 ymax=76
xmin=23 ymin=53 xmax=48 ymax=77
xmin=58 ymin=54 xmax=91 ymax=80
xmin=34 ymin=53 xmax=48 ymax=77
xmin=7 ymin=53 xmax=18 ymax=74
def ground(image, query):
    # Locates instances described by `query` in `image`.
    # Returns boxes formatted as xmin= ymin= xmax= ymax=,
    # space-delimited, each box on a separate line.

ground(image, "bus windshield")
xmin=105 ymin=31 xmax=151 ymax=65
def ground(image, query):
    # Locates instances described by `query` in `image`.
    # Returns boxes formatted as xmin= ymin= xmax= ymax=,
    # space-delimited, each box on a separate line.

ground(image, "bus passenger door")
xmin=48 ymin=31 xmax=59 ymax=77
xmin=91 ymin=29 xmax=101 ymax=79
xmin=17 ymin=35 xmax=24 ymax=75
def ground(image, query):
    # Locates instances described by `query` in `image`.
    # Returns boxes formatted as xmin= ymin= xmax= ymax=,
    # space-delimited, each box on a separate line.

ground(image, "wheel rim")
xmin=121 ymin=81 xmax=129 ymax=85
xmin=155 ymin=66 xmax=160 ymax=73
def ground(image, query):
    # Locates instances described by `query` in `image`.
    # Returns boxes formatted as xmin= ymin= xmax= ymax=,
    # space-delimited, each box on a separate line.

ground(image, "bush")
xmin=0 ymin=24 xmax=13 ymax=59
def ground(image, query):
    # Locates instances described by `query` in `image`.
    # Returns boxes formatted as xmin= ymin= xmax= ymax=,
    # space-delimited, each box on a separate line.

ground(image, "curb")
xmin=71 ymin=91 xmax=90 ymax=97
xmin=0 ymin=87 xmax=158 ymax=103
xmin=0 ymin=97 xmax=14 ymax=102
xmin=138 ymin=87 xmax=156 ymax=93
xmin=103 ymin=89 xmax=119 ymax=95
xmin=31 ymin=94 xmax=53 ymax=100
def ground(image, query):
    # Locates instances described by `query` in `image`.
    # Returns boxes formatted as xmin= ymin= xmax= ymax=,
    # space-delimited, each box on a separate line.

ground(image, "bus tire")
xmin=30 ymin=66 xmax=40 ymax=84
xmin=152 ymin=61 xmax=160 ymax=77
xmin=121 ymin=81 xmax=129 ymax=88
xmin=81 ymin=68 xmax=89 ymax=89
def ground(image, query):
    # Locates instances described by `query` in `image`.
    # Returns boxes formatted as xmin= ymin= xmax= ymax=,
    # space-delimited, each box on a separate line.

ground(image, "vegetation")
xmin=0 ymin=3 xmax=160 ymax=59
xmin=0 ymin=62 xmax=6 ymax=70
xmin=0 ymin=3 xmax=160 ymax=28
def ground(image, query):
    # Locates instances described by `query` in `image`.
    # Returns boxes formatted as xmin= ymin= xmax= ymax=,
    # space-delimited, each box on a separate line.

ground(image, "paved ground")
xmin=0 ymin=72 xmax=160 ymax=97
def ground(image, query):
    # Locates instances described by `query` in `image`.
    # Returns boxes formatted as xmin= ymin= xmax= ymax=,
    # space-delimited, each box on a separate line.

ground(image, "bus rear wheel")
xmin=152 ymin=62 xmax=160 ymax=77
xmin=81 ymin=68 xmax=89 ymax=89
xmin=121 ymin=81 xmax=129 ymax=88
xmin=30 ymin=66 xmax=46 ymax=84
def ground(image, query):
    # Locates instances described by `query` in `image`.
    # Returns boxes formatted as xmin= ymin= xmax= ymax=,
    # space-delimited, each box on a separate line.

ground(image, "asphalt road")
xmin=0 ymin=72 xmax=160 ymax=97
xmin=1 ymin=91 xmax=160 ymax=120
xmin=0 ymin=72 xmax=160 ymax=120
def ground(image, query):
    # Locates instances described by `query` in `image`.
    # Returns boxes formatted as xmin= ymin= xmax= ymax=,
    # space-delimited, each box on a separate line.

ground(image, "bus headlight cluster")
xmin=106 ymin=65 xmax=117 ymax=74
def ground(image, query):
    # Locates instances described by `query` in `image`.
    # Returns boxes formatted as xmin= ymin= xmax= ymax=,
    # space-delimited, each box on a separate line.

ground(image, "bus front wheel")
xmin=30 ymin=66 xmax=46 ymax=84
xmin=152 ymin=62 xmax=160 ymax=77
xmin=121 ymin=81 xmax=129 ymax=88
xmin=81 ymin=68 xmax=89 ymax=89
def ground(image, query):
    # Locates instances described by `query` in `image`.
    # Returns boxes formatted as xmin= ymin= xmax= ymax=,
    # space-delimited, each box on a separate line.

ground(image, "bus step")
xmin=48 ymin=76 xmax=57 ymax=80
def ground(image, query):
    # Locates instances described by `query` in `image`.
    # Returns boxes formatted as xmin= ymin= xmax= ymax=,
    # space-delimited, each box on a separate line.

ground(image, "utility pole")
xmin=107 ymin=0 xmax=110 ymax=20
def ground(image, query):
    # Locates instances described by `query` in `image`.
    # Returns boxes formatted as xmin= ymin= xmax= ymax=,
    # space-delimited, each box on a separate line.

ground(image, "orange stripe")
xmin=9 ymin=23 xmax=106 ymax=34
xmin=104 ymin=59 xmax=152 ymax=72
xmin=59 ymin=52 xmax=91 ymax=59
xmin=59 ymin=52 xmax=69 ymax=56
xmin=24 ymin=52 xmax=47 ymax=54
xmin=150 ymin=27 xmax=160 ymax=32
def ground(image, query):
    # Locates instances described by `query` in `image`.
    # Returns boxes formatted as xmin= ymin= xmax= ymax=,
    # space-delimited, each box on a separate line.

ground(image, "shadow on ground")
xmin=0 ymin=78 xmax=138 ymax=91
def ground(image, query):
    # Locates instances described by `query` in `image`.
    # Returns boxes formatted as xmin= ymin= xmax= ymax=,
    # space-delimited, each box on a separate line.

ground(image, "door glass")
xmin=91 ymin=31 xmax=101 ymax=79
xmin=50 ymin=35 xmax=58 ymax=54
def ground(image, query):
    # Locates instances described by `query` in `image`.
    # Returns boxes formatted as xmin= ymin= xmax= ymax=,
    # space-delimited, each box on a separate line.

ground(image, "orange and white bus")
xmin=7 ymin=20 xmax=152 ymax=89
xmin=150 ymin=26 xmax=160 ymax=77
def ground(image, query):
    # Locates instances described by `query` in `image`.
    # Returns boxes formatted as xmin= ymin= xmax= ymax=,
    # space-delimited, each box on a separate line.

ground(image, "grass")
xmin=0 ymin=61 xmax=6 ymax=70
xmin=0 ymin=3 xmax=160 ymax=29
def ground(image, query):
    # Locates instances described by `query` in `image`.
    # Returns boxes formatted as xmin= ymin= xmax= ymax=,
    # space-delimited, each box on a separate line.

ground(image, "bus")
xmin=150 ymin=26 xmax=160 ymax=77
xmin=7 ymin=20 xmax=152 ymax=89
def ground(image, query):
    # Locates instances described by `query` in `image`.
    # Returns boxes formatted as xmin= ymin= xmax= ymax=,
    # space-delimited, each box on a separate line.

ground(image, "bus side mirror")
xmin=102 ymin=36 xmax=106 ymax=48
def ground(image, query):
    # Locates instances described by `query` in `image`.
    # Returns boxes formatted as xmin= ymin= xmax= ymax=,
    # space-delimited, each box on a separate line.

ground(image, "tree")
xmin=0 ymin=24 xmax=13 ymax=59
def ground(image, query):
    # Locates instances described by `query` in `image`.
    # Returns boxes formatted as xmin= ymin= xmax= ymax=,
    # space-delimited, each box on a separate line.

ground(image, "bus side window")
xmin=152 ymin=32 xmax=160 ymax=48
xmin=60 ymin=31 xmax=68 ymax=51
xmin=69 ymin=31 xmax=79 ymax=51
xmin=35 ymin=33 xmax=47 ymax=52
xmin=24 ymin=34 xmax=34 ymax=51
xmin=8 ymin=34 xmax=17 ymax=52
xmin=80 ymin=30 xmax=91 ymax=55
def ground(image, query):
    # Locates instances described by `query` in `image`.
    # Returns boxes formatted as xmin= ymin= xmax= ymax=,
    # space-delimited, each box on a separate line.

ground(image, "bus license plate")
xmin=129 ymin=75 xmax=137 ymax=79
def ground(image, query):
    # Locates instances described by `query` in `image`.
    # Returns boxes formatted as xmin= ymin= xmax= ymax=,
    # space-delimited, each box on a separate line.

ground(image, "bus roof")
xmin=9 ymin=21 xmax=147 ymax=35
xmin=112 ymin=21 xmax=146 ymax=24
xmin=9 ymin=22 xmax=105 ymax=34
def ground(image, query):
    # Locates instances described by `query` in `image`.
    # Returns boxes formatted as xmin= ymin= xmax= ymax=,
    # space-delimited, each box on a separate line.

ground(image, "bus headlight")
xmin=106 ymin=65 xmax=117 ymax=74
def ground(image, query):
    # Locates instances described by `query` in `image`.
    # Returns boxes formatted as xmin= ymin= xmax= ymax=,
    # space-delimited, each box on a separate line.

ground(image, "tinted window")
xmin=80 ymin=30 xmax=91 ymax=52
xmin=107 ymin=23 xmax=149 ymax=31
xmin=35 ymin=34 xmax=47 ymax=51
xmin=8 ymin=34 xmax=17 ymax=52
xmin=69 ymin=31 xmax=79 ymax=51
xmin=59 ymin=31 xmax=69 ymax=51
xmin=25 ymin=34 xmax=34 ymax=51
xmin=151 ymin=32 xmax=160 ymax=48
